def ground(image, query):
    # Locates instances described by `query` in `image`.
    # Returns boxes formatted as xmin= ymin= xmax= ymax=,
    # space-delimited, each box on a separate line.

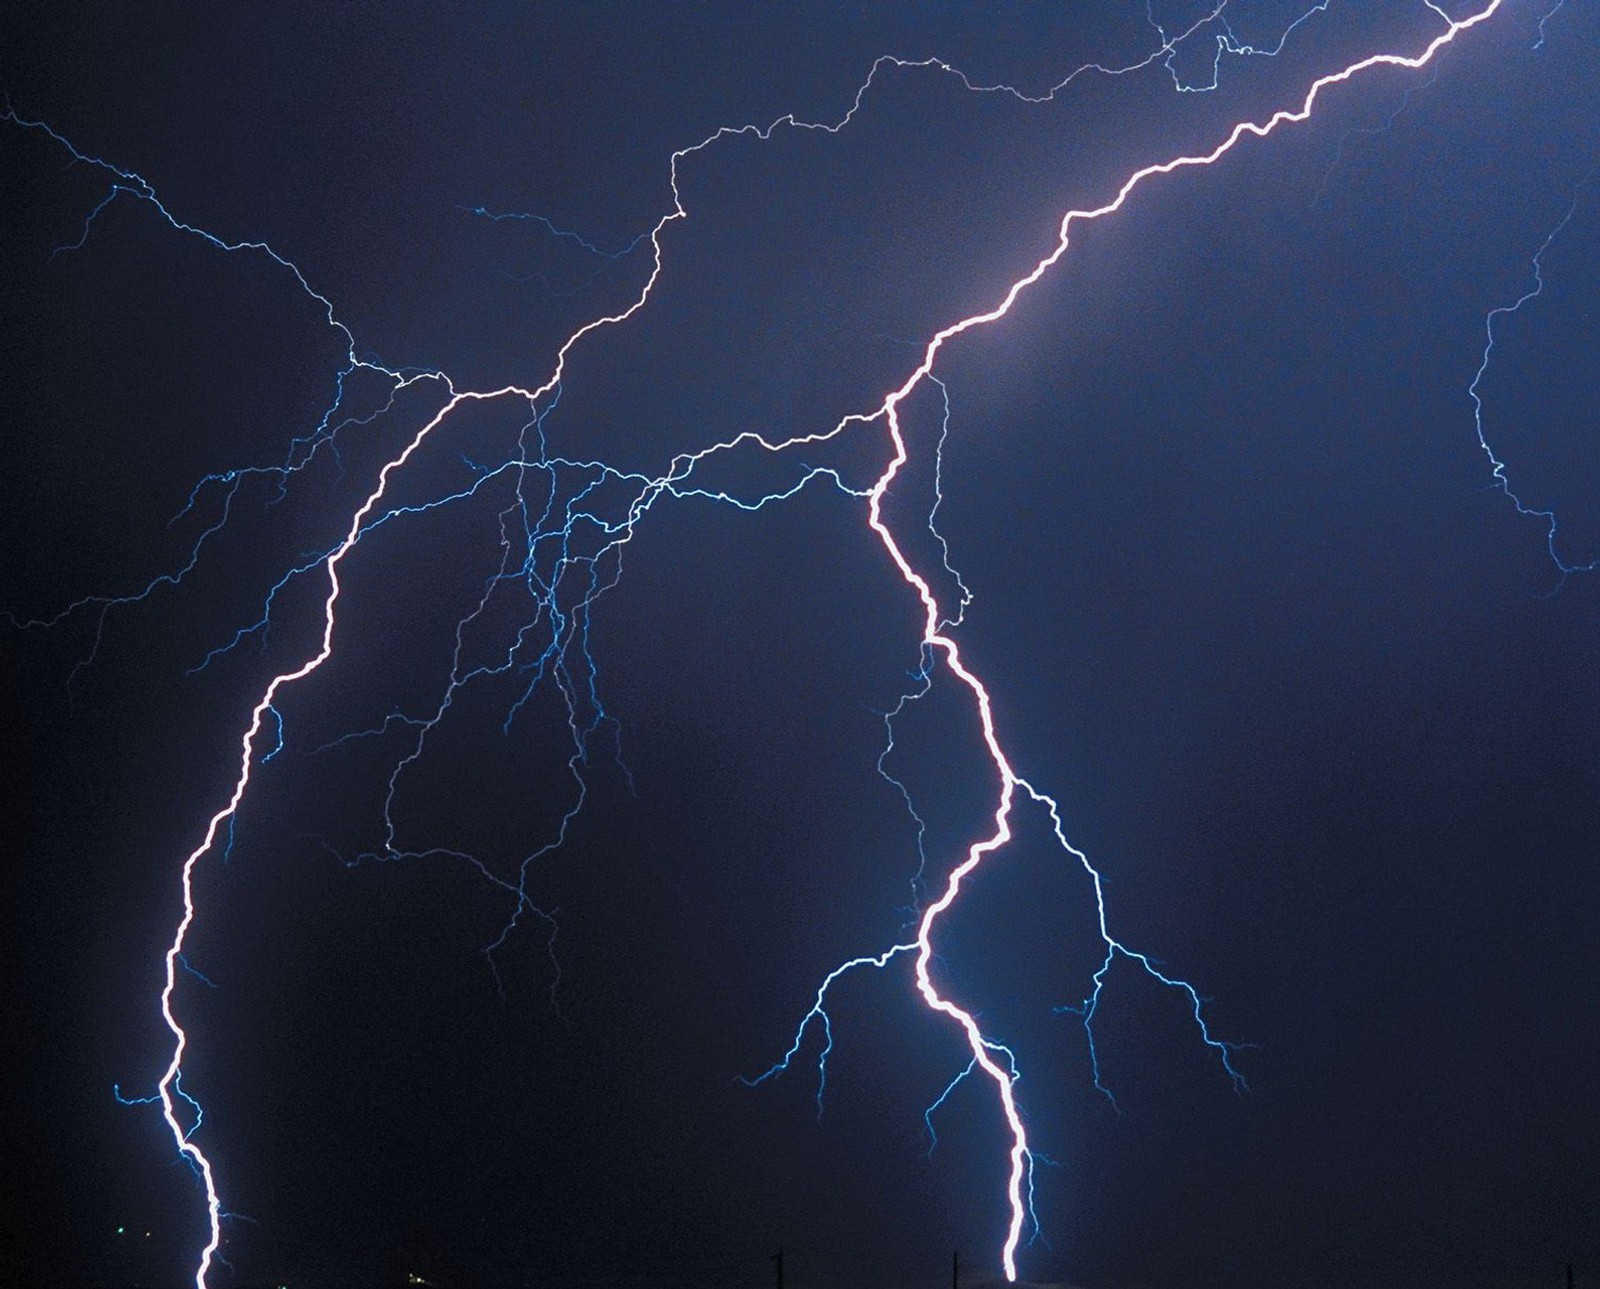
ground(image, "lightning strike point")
xmin=9 ymin=2 xmax=1517 ymax=1283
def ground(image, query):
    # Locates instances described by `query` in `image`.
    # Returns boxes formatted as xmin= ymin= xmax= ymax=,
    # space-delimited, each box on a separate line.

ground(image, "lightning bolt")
xmin=746 ymin=2 xmax=1509 ymax=1280
xmin=6 ymin=2 xmax=1521 ymax=1284
xmin=1468 ymin=175 xmax=1600 ymax=583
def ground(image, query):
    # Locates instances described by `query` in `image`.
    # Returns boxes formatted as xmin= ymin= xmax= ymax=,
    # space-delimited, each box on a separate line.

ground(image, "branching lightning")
xmin=1468 ymin=175 xmax=1600 ymax=583
xmin=750 ymin=5 xmax=1507 ymax=1277
xmin=6 ymin=1 xmax=1529 ymax=1283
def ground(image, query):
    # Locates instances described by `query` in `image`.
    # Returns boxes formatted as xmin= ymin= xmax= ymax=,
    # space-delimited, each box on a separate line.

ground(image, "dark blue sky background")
xmin=5 ymin=4 xmax=1598 ymax=1288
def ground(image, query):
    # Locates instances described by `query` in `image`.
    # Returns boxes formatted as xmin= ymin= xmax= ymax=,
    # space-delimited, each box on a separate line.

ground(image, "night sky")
xmin=5 ymin=3 xmax=1599 ymax=1288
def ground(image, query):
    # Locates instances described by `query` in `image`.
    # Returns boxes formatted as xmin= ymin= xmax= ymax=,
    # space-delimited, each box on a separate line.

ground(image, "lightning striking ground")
xmin=6 ymin=2 xmax=1522 ymax=1284
xmin=755 ymin=4 xmax=1507 ymax=1277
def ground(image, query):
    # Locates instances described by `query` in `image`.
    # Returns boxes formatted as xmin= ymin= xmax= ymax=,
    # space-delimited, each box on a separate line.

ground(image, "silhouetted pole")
xmin=1567 ymin=1263 xmax=1573 ymax=1289
xmin=770 ymin=1247 xmax=783 ymax=1289
xmin=952 ymin=1249 xmax=959 ymax=1289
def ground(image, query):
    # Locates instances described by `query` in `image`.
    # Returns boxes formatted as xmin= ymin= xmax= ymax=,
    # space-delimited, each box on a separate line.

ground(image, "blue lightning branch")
xmin=1468 ymin=176 xmax=1600 ymax=583
xmin=738 ymin=944 xmax=918 ymax=1119
xmin=877 ymin=661 xmax=938 ymax=914
xmin=177 ymin=955 xmax=220 ymax=990
xmin=1314 ymin=57 xmax=1443 ymax=201
xmin=1533 ymin=0 xmax=1568 ymax=48
xmin=873 ymin=377 xmax=965 ymax=916
xmin=459 ymin=204 xmax=648 ymax=262
xmin=1025 ymin=775 xmax=1251 ymax=1111
xmin=1144 ymin=0 xmax=1333 ymax=93
xmin=7 ymin=1 xmax=1530 ymax=1282
xmin=461 ymin=204 xmax=651 ymax=298
xmin=923 ymin=1055 xmax=979 ymax=1156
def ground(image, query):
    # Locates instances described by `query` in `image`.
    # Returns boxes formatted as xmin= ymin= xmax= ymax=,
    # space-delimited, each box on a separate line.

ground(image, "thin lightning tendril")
xmin=751 ymin=3 xmax=1506 ymax=1279
xmin=1468 ymin=176 xmax=1600 ymax=585
xmin=6 ymin=2 xmax=1517 ymax=1284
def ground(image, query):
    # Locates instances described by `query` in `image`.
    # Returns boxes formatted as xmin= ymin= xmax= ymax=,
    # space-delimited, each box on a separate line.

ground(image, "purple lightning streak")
xmin=142 ymin=56 xmax=751 ymax=1271
xmin=23 ymin=2 xmax=1513 ymax=1283
xmin=824 ymin=3 xmax=1509 ymax=1279
xmin=158 ymin=383 xmax=480 ymax=1288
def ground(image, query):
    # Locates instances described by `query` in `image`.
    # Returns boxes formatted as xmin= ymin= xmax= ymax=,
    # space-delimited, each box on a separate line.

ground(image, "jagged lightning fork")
xmin=752 ymin=3 xmax=1507 ymax=1281
xmin=8 ymin=2 xmax=1515 ymax=1284
xmin=1533 ymin=0 xmax=1567 ymax=49
xmin=7 ymin=0 xmax=1270 ymax=677
xmin=1468 ymin=176 xmax=1600 ymax=581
